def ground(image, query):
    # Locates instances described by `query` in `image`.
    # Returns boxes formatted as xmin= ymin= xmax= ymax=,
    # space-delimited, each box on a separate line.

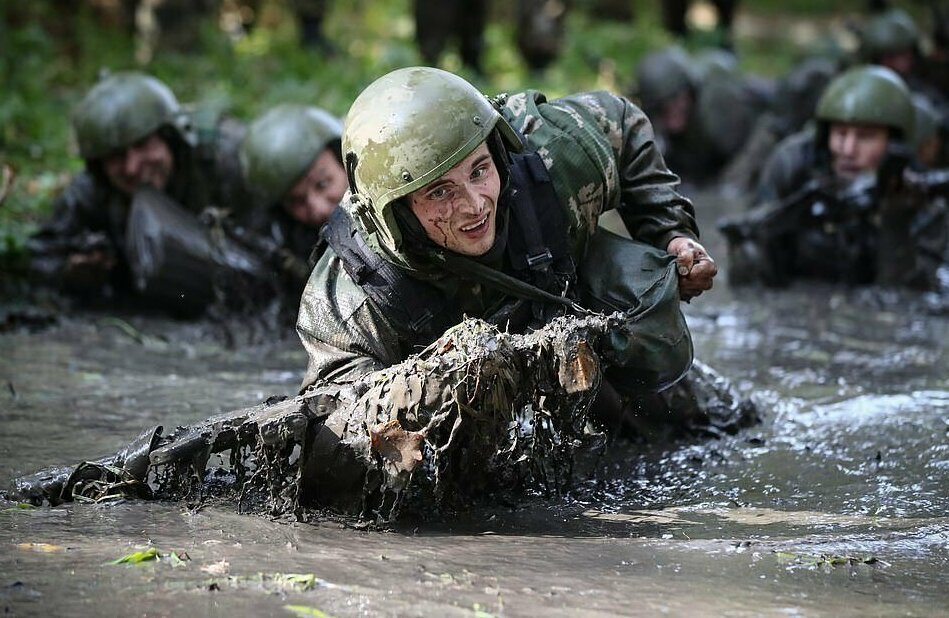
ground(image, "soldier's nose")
xmin=124 ymin=148 xmax=144 ymax=176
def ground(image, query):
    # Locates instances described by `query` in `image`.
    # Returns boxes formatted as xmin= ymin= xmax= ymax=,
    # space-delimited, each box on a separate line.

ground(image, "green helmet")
xmin=633 ymin=46 xmax=695 ymax=115
xmin=815 ymin=65 xmax=914 ymax=139
xmin=73 ymin=71 xmax=186 ymax=160
xmin=859 ymin=8 xmax=920 ymax=60
xmin=342 ymin=66 xmax=522 ymax=257
xmin=240 ymin=104 xmax=343 ymax=206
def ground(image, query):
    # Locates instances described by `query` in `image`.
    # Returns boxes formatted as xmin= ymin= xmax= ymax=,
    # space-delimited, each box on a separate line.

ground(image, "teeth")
xmin=461 ymin=216 xmax=487 ymax=232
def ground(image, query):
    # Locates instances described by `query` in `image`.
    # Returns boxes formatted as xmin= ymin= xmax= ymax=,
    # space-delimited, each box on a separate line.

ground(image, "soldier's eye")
xmin=471 ymin=166 xmax=488 ymax=180
xmin=426 ymin=186 xmax=450 ymax=200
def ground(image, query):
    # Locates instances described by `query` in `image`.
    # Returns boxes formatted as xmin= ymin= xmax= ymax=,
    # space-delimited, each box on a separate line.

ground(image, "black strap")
xmin=322 ymin=208 xmax=453 ymax=343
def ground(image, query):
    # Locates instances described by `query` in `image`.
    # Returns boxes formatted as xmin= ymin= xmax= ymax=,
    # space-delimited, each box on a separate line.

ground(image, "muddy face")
xmin=406 ymin=142 xmax=501 ymax=257
xmin=103 ymin=133 xmax=174 ymax=196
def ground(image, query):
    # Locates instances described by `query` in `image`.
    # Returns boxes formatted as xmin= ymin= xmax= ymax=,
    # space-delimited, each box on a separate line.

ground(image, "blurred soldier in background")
xmin=240 ymin=104 xmax=347 ymax=315
xmin=27 ymin=71 xmax=268 ymax=316
xmin=630 ymin=45 xmax=769 ymax=186
xmin=413 ymin=0 xmax=489 ymax=75
xmin=720 ymin=55 xmax=841 ymax=196
xmin=720 ymin=65 xmax=947 ymax=290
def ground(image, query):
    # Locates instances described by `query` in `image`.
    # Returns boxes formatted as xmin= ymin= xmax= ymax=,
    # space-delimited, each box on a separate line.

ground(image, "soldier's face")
xmin=660 ymin=91 xmax=693 ymax=135
xmin=283 ymin=148 xmax=348 ymax=228
xmin=828 ymin=122 xmax=890 ymax=181
xmin=103 ymin=133 xmax=174 ymax=196
xmin=879 ymin=49 xmax=915 ymax=77
xmin=407 ymin=142 xmax=500 ymax=257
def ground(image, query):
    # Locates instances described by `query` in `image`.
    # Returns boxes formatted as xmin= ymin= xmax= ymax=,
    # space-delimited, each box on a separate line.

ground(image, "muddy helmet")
xmin=815 ymin=65 xmax=914 ymax=139
xmin=240 ymin=104 xmax=343 ymax=206
xmin=342 ymin=66 xmax=522 ymax=256
xmin=633 ymin=46 xmax=695 ymax=115
xmin=72 ymin=71 xmax=186 ymax=160
xmin=859 ymin=8 xmax=920 ymax=61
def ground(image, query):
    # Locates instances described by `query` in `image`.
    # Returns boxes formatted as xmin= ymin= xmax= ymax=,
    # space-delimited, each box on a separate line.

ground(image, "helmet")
xmin=859 ymin=8 xmax=920 ymax=60
xmin=633 ymin=46 xmax=695 ymax=115
xmin=692 ymin=48 xmax=738 ymax=84
xmin=73 ymin=71 xmax=185 ymax=160
xmin=342 ymin=66 xmax=522 ymax=256
xmin=815 ymin=65 xmax=914 ymax=139
xmin=240 ymin=104 xmax=343 ymax=206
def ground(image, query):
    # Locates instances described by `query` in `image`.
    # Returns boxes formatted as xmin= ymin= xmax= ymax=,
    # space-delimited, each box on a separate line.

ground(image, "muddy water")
xmin=2 ymin=191 xmax=949 ymax=617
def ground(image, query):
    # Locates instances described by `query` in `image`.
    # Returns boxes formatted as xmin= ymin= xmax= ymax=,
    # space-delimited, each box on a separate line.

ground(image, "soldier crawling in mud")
xmin=719 ymin=65 xmax=948 ymax=290
xmin=239 ymin=104 xmax=348 ymax=317
xmin=297 ymin=66 xmax=746 ymax=439
xmin=27 ymin=71 xmax=272 ymax=317
xmin=630 ymin=45 xmax=770 ymax=187
xmin=9 ymin=67 xmax=761 ymax=515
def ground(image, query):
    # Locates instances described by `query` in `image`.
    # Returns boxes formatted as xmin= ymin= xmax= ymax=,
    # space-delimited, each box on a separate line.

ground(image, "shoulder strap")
xmin=321 ymin=208 xmax=456 ymax=346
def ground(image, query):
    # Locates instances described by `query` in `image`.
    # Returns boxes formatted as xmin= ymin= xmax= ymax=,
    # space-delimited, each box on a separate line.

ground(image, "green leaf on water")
xmin=284 ymin=605 xmax=333 ymax=617
xmin=168 ymin=551 xmax=191 ymax=567
xmin=107 ymin=547 xmax=160 ymax=564
xmin=17 ymin=503 xmax=36 ymax=509
xmin=271 ymin=573 xmax=318 ymax=591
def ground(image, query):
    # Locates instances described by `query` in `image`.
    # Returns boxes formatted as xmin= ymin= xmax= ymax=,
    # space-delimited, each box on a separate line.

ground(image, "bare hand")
xmin=666 ymin=236 xmax=717 ymax=301
xmin=65 ymin=250 xmax=116 ymax=287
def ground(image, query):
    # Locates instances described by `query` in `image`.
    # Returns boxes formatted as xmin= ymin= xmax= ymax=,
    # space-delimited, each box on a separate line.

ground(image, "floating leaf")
xmin=284 ymin=605 xmax=333 ymax=618
xmin=168 ymin=551 xmax=191 ymax=567
xmin=108 ymin=547 xmax=160 ymax=564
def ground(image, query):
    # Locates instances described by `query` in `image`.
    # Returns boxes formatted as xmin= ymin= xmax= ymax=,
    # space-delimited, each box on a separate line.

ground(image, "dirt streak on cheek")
xmin=425 ymin=203 xmax=453 ymax=245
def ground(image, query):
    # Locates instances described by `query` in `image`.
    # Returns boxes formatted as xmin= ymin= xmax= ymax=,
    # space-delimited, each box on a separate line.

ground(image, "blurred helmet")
xmin=240 ymin=104 xmax=343 ymax=206
xmin=859 ymin=8 xmax=920 ymax=60
xmin=692 ymin=47 xmax=739 ymax=83
xmin=342 ymin=66 xmax=522 ymax=255
xmin=73 ymin=71 xmax=185 ymax=160
xmin=815 ymin=65 xmax=914 ymax=139
xmin=633 ymin=46 xmax=695 ymax=115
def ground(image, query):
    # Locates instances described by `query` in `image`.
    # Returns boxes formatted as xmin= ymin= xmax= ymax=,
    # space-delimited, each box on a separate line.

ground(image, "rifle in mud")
xmin=204 ymin=212 xmax=312 ymax=288
xmin=718 ymin=165 xmax=949 ymax=246
xmin=5 ymin=313 xmax=756 ymax=522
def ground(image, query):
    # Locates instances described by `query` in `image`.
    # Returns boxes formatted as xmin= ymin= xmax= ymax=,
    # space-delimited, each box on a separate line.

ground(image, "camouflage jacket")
xmin=28 ymin=114 xmax=251 ymax=293
xmin=296 ymin=90 xmax=699 ymax=389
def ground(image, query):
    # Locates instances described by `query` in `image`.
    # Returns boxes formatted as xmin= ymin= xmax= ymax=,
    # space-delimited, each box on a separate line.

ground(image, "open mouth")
xmin=459 ymin=215 xmax=489 ymax=233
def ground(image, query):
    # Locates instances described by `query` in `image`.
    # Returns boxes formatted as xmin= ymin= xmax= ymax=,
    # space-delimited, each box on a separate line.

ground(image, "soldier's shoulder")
xmin=300 ymin=248 xmax=373 ymax=326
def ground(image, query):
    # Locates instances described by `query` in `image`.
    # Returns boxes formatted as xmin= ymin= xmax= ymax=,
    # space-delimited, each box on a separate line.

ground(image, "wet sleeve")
xmin=26 ymin=172 xmax=110 ymax=287
xmin=610 ymin=94 xmax=700 ymax=249
xmin=296 ymin=249 xmax=406 ymax=391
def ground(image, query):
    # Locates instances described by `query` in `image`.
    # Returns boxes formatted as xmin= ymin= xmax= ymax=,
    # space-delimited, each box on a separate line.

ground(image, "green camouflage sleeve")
xmin=505 ymin=90 xmax=698 ymax=251
xmin=296 ymin=249 xmax=405 ymax=391
xmin=571 ymin=91 xmax=699 ymax=248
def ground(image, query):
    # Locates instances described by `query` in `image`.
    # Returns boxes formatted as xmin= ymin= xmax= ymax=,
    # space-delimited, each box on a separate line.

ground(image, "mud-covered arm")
xmin=26 ymin=172 xmax=116 ymax=291
xmin=296 ymin=249 xmax=407 ymax=391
